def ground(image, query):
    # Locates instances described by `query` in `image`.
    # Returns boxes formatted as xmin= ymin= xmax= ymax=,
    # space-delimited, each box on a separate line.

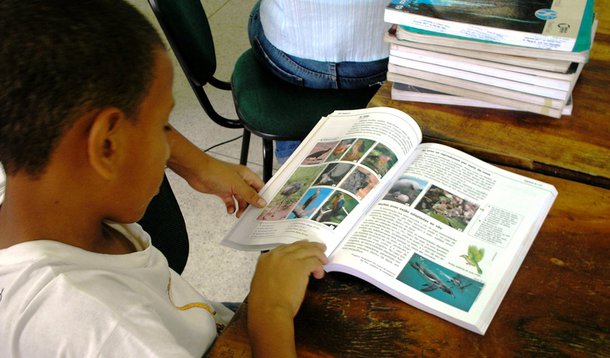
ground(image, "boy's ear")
xmin=87 ymin=108 xmax=127 ymax=180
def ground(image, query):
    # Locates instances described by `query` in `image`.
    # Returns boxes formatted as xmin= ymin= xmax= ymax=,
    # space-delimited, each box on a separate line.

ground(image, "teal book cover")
xmin=386 ymin=0 xmax=595 ymax=52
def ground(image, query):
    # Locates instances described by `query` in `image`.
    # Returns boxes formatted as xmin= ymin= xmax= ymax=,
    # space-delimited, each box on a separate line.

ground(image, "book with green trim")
xmin=385 ymin=0 xmax=595 ymax=54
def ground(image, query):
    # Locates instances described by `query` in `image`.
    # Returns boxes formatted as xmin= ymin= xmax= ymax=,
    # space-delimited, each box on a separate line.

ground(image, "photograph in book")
xmin=222 ymin=107 xmax=557 ymax=334
xmin=385 ymin=0 xmax=594 ymax=52
xmin=397 ymin=254 xmax=485 ymax=312
xmin=414 ymin=185 xmax=480 ymax=232
xmin=259 ymin=137 xmax=397 ymax=229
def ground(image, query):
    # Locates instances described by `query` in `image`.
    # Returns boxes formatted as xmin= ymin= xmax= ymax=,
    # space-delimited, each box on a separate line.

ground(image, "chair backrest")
xmin=149 ymin=0 xmax=242 ymax=129
xmin=148 ymin=0 xmax=216 ymax=87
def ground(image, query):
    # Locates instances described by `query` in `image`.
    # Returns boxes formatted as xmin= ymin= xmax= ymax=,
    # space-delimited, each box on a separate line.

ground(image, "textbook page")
xmin=326 ymin=143 xmax=557 ymax=334
xmin=222 ymin=107 xmax=423 ymax=255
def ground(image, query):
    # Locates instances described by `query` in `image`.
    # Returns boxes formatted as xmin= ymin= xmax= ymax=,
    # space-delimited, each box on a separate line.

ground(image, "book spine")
xmin=390 ymin=84 xmax=572 ymax=115
xmin=387 ymin=72 xmax=563 ymax=118
xmin=389 ymin=48 xmax=572 ymax=90
xmin=388 ymin=60 xmax=569 ymax=100
xmin=385 ymin=34 xmax=573 ymax=73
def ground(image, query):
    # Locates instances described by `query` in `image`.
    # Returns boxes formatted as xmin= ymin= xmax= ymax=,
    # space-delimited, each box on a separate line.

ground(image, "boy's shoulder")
xmin=0 ymin=233 xmax=208 ymax=356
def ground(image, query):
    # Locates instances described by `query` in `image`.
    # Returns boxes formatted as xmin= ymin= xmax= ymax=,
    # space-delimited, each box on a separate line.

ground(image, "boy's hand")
xmin=182 ymin=156 xmax=266 ymax=217
xmin=165 ymin=128 xmax=266 ymax=217
xmin=247 ymin=241 xmax=328 ymax=357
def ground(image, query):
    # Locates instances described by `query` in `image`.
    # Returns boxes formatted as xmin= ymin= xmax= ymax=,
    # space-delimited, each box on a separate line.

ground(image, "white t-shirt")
xmin=260 ymin=0 xmax=390 ymax=62
xmin=0 ymin=215 xmax=220 ymax=357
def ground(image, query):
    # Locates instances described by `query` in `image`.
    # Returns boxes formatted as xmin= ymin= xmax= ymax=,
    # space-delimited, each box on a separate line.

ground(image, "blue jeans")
xmin=248 ymin=1 xmax=388 ymax=90
xmin=248 ymin=2 xmax=388 ymax=162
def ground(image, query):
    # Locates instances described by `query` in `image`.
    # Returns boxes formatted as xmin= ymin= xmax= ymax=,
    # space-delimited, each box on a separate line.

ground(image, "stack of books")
xmin=383 ymin=0 xmax=597 ymax=118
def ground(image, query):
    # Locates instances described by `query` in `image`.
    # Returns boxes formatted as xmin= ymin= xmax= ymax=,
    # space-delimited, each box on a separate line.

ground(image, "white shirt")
xmin=260 ymin=0 xmax=390 ymax=62
xmin=0 ymin=218 xmax=219 ymax=357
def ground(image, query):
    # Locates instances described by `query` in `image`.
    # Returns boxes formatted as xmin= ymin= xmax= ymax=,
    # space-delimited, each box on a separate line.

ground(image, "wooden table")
xmin=207 ymin=2 xmax=610 ymax=356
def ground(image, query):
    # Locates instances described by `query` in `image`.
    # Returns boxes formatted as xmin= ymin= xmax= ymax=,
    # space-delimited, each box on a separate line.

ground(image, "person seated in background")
xmin=248 ymin=0 xmax=391 ymax=163
xmin=0 ymin=1 xmax=327 ymax=356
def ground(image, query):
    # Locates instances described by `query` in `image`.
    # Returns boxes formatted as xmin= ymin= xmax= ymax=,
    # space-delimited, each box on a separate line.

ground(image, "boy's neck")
xmin=0 ymin=176 xmax=136 ymax=254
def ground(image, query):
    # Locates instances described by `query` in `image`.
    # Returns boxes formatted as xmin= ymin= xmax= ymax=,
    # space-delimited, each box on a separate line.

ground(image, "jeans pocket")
xmin=253 ymin=38 xmax=305 ymax=87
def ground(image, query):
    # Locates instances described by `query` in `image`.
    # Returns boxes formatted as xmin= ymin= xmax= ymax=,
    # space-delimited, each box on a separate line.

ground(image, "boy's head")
xmin=0 ymin=0 xmax=175 ymax=223
xmin=0 ymin=0 xmax=165 ymax=177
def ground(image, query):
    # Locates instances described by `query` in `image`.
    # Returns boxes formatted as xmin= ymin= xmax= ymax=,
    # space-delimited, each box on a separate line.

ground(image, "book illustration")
xmin=361 ymin=143 xmax=398 ymax=177
xmin=258 ymin=137 xmax=399 ymax=224
xmin=383 ymin=176 xmax=427 ymax=205
xmin=339 ymin=166 xmax=379 ymax=199
xmin=439 ymin=272 xmax=475 ymax=293
xmin=302 ymin=141 xmax=338 ymax=165
xmin=257 ymin=166 xmax=324 ymax=221
xmin=288 ymin=187 xmax=333 ymax=219
xmin=397 ymin=254 xmax=485 ymax=312
xmin=415 ymin=185 xmax=479 ymax=231
xmin=326 ymin=139 xmax=356 ymax=162
xmin=461 ymin=245 xmax=485 ymax=274
xmin=313 ymin=163 xmax=353 ymax=187
xmin=312 ymin=191 xmax=359 ymax=229
xmin=342 ymin=138 xmax=375 ymax=162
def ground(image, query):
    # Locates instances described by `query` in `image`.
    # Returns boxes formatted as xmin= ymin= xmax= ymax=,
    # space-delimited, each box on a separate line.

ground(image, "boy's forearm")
xmin=248 ymin=306 xmax=297 ymax=358
xmin=165 ymin=126 xmax=212 ymax=180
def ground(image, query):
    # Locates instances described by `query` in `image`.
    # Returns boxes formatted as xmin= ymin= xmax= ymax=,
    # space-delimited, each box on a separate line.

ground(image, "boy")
xmin=0 ymin=0 xmax=327 ymax=357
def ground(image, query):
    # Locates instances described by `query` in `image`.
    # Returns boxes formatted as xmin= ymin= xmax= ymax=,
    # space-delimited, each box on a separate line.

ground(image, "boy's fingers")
xmin=275 ymin=241 xmax=329 ymax=265
xmin=237 ymin=183 xmax=267 ymax=208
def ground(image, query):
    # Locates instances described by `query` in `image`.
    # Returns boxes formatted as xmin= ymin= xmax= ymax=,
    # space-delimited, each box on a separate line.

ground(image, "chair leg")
xmin=240 ymin=129 xmax=251 ymax=166
xmin=262 ymin=139 xmax=274 ymax=183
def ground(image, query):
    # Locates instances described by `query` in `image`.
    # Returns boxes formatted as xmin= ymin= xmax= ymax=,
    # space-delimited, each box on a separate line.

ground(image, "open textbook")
xmin=222 ymin=107 xmax=557 ymax=334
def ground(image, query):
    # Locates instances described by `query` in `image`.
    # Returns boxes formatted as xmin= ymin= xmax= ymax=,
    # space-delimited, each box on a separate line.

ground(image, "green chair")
xmin=148 ymin=0 xmax=379 ymax=182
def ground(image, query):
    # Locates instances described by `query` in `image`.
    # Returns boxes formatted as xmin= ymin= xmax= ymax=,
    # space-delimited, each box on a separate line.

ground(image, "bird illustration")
xmin=318 ymin=163 xmax=351 ymax=185
xmin=316 ymin=193 xmax=346 ymax=223
xmin=330 ymin=141 xmax=352 ymax=158
xmin=305 ymin=147 xmax=333 ymax=162
xmin=342 ymin=169 xmax=373 ymax=197
xmin=300 ymin=188 xmax=321 ymax=211
xmin=384 ymin=178 xmax=421 ymax=204
xmin=460 ymin=245 xmax=485 ymax=274
xmin=367 ymin=154 xmax=392 ymax=175
xmin=280 ymin=181 xmax=304 ymax=197
xmin=343 ymin=140 xmax=365 ymax=161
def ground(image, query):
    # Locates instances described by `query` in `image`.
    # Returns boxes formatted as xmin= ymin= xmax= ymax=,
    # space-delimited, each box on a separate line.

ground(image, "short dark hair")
xmin=0 ymin=0 xmax=164 ymax=176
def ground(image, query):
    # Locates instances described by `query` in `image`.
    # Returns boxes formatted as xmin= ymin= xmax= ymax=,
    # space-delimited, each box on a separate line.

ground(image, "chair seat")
xmin=231 ymin=49 xmax=379 ymax=140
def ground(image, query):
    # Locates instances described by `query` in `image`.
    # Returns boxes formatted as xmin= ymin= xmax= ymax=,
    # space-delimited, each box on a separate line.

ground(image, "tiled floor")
xmin=132 ymin=0 xmax=262 ymax=302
